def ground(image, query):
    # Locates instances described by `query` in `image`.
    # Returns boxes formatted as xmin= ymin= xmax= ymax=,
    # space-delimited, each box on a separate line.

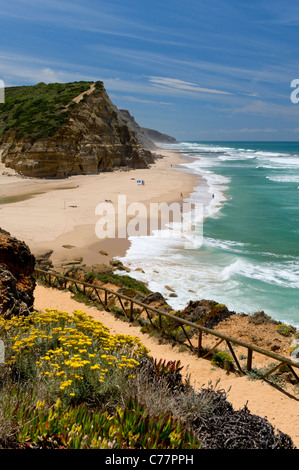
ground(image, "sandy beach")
xmin=0 ymin=149 xmax=197 ymax=267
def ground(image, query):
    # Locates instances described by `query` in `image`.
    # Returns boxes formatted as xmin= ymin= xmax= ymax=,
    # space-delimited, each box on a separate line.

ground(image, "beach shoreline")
xmin=0 ymin=148 xmax=198 ymax=268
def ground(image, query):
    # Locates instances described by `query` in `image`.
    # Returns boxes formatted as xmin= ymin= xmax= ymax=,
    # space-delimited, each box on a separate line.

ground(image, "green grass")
xmin=0 ymin=81 xmax=103 ymax=143
xmin=85 ymin=272 xmax=151 ymax=295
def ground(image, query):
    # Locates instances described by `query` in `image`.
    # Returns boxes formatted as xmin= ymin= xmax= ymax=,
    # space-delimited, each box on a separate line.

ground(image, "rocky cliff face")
xmin=0 ymin=84 xmax=155 ymax=178
xmin=119 ymin=110 xmax=158 ymax=150
xmin=0 ymin=229 xmax=35 ymax=318
xmin=140 ymin=127 xmax=178 ymax=145
xmin=119 ymin=109 xmax=178 ymax=150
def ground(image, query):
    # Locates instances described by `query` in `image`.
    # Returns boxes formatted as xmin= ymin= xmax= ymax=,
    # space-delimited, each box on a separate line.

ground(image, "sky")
xmin=1 ymin=0 xmax=299 ymax=141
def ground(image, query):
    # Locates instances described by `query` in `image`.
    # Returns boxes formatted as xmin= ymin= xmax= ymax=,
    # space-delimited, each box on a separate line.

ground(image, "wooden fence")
xmin=34 ymin=268 xmax=299 ymax=383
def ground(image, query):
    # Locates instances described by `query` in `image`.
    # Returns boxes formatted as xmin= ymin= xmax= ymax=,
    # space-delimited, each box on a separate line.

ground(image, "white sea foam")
xmin=266 ymin=175 xmax=299 ymax=183
xmin=256 ymin=154 xmax=299 ymax=169
xmin=218 ymin=152 xmax=257 ymax=161
xmin=179 ymin=142 xmax=232 ymax=153
xmin=177 ymin=156 xmax=230 ymax=220
xmin=219 ymin=258 xmax=299 ymax=289
xmin=203 ymin=237 xmax=249 ymax=253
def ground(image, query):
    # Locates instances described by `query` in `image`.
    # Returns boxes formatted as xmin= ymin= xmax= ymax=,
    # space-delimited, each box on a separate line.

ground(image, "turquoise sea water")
xmin=119 ymin=141 xmax=299 ymax=328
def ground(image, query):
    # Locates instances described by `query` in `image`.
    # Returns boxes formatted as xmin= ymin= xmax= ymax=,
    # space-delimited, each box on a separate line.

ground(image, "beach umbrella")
xmin=137 ymin=180 xmax=141 ymax=183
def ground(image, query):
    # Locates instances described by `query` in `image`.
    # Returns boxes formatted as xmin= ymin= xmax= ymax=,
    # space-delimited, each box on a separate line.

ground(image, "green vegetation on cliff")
xmin=0 ymin=81 xmax=103 ymax=142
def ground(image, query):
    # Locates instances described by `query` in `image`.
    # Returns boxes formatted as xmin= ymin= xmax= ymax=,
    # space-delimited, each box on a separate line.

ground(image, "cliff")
xmin=0 ymin=82 xmax=155 ymax=178
xmin=119 ymin=110 xmax=157 ymax=150
xmin=141 ymin=127 xmax=178 ymax=145
xmin=119 ymin=109 xmax=178 ymax=150
xmin=0 ymin=229 xmax=35 ymax=318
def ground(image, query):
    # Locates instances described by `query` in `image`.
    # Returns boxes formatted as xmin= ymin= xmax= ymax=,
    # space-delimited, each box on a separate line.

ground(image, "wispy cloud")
xmin=0 ymin=0 xmax=185 ymax=46
xmin=231 ymin=99 xmax=299 ymax=117
xmin=148 ymin=77 xmax=233 ymax=96
xmin=120 ymin=96 xmax=173 ymax=106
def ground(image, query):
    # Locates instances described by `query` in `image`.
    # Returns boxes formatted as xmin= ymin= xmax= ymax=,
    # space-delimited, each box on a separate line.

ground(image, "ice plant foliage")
xmin=13 ymin=395 xmax=200 ymax=449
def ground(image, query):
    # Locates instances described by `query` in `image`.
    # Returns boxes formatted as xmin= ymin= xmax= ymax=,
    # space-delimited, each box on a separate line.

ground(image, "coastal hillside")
xmin=119 ymin=109 xmax=177 ymax=150
xmin=140 ymin=126 xmax=178 ymax=145
xmin=0 ymin=81 xmax=155 ymax=178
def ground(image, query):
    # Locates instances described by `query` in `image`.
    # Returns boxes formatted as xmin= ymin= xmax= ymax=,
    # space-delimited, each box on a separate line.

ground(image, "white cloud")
xmin=231 ymin=99 xmax=299 ymax=117
xmin=121 ymin=96 xmax=173 ymax=105
xmin=148 ymin=76 xmax=233 ymax=96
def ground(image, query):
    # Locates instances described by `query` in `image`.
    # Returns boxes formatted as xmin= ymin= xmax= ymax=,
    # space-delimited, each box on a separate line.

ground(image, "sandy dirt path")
xmin=34 ymin=284 xmax=299 ymax=448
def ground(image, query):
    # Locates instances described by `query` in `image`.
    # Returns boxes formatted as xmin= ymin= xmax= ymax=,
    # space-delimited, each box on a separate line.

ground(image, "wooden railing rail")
xmin=34 ymin=268 xmax=299 ymax=382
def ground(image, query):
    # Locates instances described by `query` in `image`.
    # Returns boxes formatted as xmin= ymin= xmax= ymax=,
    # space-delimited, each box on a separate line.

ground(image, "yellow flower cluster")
xmin=0 ymin=309 xmax=149 ymax=396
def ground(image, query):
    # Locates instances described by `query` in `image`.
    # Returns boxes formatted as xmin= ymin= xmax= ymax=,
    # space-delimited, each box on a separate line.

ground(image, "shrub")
xmin=276 ymin=324 xmax=294 ymax=337
xmin=211 ymin=351 xmax=233 ymax=371
xmin=249 ymin=311 xmax=278 ymax=325
xmin=0 ymin=309 xmax=149 ymax=406
xmin=0 ymin=81 xmax=94 ymax=142
xmin=85 ymin=272 xmax=150 ymax=295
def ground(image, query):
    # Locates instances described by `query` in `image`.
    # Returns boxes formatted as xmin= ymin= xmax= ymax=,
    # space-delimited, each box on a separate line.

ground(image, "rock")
xmin=140 ymin=127 xmax=178 ymax=145
xmin=33 ymin=249 xmax=53 ymax=270
xmin=165 ymin=285 xmax=175 ymax=292
xmin=169 ymin=293 xmax=178 ymax=298
xmin=109 ymin=259 xmax=130 ymax=272
xmin=90 ymin=264 xmax=113 ymax=274
xmin=142 ymin=292 xmax=166 ymax=305
xmin=270 ymin=344 xmax=281 ymax=352
xmin=63 ymin=266 xmax=87 ymax=282
xmin=0 ymin=84 xmax=155 ymax=178
xmin=135 ymin=267 xmax=144 ymax=273
xmin=98 ymin=250 xmax=108 ymax=256
xmin=61 ymin=257 xmax=84 ymax=267
xmin=119 ymin=110 xmax=157 ymax=150
xmin=0 ymin=229 xmax=35 ymax=318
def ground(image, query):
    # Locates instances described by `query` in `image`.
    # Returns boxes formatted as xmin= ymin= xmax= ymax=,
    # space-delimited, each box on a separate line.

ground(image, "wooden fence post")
xmin=129 ymin=301 xmax=133 ymax=322
xmin=247 ymin=348 xmax=253 ymax=371
xmin=198 ymin=329 xmax=202 ymax=357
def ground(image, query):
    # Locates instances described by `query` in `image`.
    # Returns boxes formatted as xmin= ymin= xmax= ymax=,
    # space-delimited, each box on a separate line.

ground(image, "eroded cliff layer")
xmin=0 ymin=228 xmax=35 ymax=318
xmin=0 ymin=82 xmax=155 ymax=178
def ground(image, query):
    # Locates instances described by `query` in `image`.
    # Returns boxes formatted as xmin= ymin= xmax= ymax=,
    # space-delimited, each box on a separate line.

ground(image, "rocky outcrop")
xmin=119 ymin=109 xmax=178 ymax=150
xmin=0 ymin=84 xmax=155 ymax=178
xmin=180 ymin=299 xmax=235 ymax=329
xmin=140 ymin=127 xmax=178 ymax=145
xmin=33 ymin=249 xmax=54 ymax=270
xmin=119 ymin=110 xmax=158 ymax=150
xmin=0 ymin=229 xmax=36 ymax=318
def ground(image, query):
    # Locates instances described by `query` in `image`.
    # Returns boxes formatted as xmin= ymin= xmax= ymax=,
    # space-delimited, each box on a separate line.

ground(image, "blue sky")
xmin=1 ymin=0 xmax=299 ymax=140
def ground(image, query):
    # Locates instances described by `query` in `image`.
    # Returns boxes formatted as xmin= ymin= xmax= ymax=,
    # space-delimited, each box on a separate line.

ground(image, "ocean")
xmin=118 ymin=141 xmax=299 ymax=328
